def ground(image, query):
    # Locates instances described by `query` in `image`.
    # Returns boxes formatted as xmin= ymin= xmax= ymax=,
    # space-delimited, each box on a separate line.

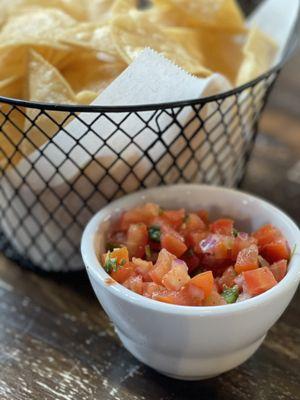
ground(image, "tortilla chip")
xmin=21 ymin=50 xmax=76 ymax=158
xmin=195 ymin=28 xmax=246 ymax=84
xmin=0 ymin=103 xmax=26 ymax=168
xmin=153 ymin=0 xmax=245 ymax=32
xmin=61 ymin=52 xmax=126 ymax=93
xmin=112 ymin=14 xmax=210 ymax=76
xmin=111 ymin=0 xmax=138 ymax=15
xmin=76 ymin=90 xmax=97 ymax=104
xmin=60 ymin=22 xmax=121 ymax=62
xmin=87 ymin=0 xmax=115 ymax=22
xmin=0 ymin=8 xmax=75 ymax=49
xmin=236 ymin=27 xmax=278 ymax=86
xmin=0 ymin=0 xmax=87 ymax=22
xmin=0 ymin=76 xmax=26 ymax=167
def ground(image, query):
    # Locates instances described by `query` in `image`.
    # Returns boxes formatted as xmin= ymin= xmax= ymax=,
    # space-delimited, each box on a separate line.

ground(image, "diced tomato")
xmin=182 ymin=249 xmax=201 ymax=273
xmin=161 ymin=232 xmax=187 ymax=258
xmin=123 ymin=275 xmax=143 ymax=294
xmin=252 ymin=224 xmax=281 ymax=248
xmin=210 ymin=218 xmax=234 ymax=236
xmin=120 ymin=203 xmax=160 ymax=230
xmin=162 ymin=260 xmax=190 ymax=291
xmin=182 ymin=284 xmax=205 ymax=306
xmin=185 ymin=231 xmax=208 ymax=254
xmin=197 ymin=209 xmax=209 ymax=224
xmin=126 ymin=223 xmax=148 ymax=258
xmin=111 ymin=262 xmax=136 ymax=283
xmin=233 ymin=273 xmax=245 ymax=291
xmin=142 ymin=282 xmax=165 ymax=298
xmin=109 ymin=247 xmax=129 ymax=265
xmin=217 ymin=266 xmax=237 ymax=290
xmin=243 ymin=267 xmax=277 ymax=296
xmin=182 ymin=213 xmax=206 ymax=233
xmin=153 ymin=289 xmax=191 ymax=306
xmin=231 ymin=233 xmax=257 ymax=259
xmin=203 ymin=288 xmax=227 ymax=306
xmin=132 ymin=258 xmax=153 ymax=281
xmin=162 ymin=209 xmax=185 ymax=229
xmin=200 ymin=234 xmax=234 ymax=260
xmin=189 ymin=270 xmax=214 ymax=298
xmin=269 ymin=259 xmax=288 ymax=282
xmin=234 ymin=244 xmax=259 ymax=274
xmin=260 ymin=238 xmax=290 ymax=263
xmin=149 ymin=249 xmax=176 ymax=284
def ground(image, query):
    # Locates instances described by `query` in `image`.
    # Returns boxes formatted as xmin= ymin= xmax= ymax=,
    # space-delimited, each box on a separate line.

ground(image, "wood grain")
xmin=1 ymin=29 xmax=300 ymax=400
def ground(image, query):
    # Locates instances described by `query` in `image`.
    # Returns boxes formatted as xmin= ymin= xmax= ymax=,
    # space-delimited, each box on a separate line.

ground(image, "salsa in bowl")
xmin=81 ymin=185 xmax=300 ymax=380
xmin=102 ymin=203 xmax=291 ymax=307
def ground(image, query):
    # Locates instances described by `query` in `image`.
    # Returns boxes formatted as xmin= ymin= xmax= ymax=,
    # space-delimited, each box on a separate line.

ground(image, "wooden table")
xmin=1 ymin=54 xmax=300 ymax=400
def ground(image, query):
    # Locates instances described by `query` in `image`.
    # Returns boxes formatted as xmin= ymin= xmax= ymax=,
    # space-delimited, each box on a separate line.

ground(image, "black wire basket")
xmin=0 ymin=3 xmax=298 ymax=272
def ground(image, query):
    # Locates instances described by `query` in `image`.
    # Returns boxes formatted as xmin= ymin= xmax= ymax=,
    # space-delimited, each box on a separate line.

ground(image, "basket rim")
xmin=0 ymin=63 xmax=283 ymax=113
xmin=0 ymin=29 xmax=297 ymax=113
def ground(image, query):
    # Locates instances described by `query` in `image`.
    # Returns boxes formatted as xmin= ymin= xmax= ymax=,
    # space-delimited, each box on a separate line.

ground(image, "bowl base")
xmin=116 ymin=327 xmax=266 ymax=380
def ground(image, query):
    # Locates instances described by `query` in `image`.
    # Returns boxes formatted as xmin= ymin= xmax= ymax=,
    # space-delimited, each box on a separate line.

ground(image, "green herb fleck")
xmin=120 ymin=259 xmax=127 ymax=266
xmin=221 ymin=285 xmax=239 ymax=304
xmin=233 ymin=228 xmax=239 ymax=238
xmin=145 ymin=244 xmax=152 ymax=260
xmin=148 ymin=225 xmax=161 ymax=242
xmin=104 ymin=255 xmax=118 ymax=274
xmin=106 ymin=242 xmax=120 ymax=251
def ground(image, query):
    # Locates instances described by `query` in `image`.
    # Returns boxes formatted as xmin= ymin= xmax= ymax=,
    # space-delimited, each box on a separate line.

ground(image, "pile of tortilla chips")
xmin=0 ymin=0 xmax=277 ymax=104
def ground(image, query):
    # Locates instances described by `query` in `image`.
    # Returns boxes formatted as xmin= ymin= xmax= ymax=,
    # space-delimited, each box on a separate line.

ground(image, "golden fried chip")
xmin=153 ymin=0 xmax=245 ymax=32
xmin=0 ymin=74 xmax=26 ymax=168
xmin=60 ymin=23 xmax=121 ymax=61
xmin=26 ymin=50 xmax=76 ymax=104
xmin=0 ymin=45 xmax=72 ymax=97
xmin=236 ymin=27 xmax=278 ymax=86
xmin=61 ymin=52 xmax=126 ymax=93
xmin=111 ymin=0 xmax=138 ymax=16
xmin=21 ymin=50 xmax=77 ymax=158
xmin=163 ymin=27 xmax=212 ymax=77
xmin=0 ymin=103 xmax=26 ymax=168
xmin=0 ymin=76 xmax=23 ymax=98
xmin=195 ymin=28 xmax=246 ymax=84
xmin=0 ymin=0 xmax=87 ymax=22
xmin=112 ymin=14 xmax=211 ymax=76
xmin=0 ymin=8 xmax=76 ymax=49
xmin=76 ymin=90 xmax=97 ymax=104
xmin=87 ymin=0 xmax=115 ymax=22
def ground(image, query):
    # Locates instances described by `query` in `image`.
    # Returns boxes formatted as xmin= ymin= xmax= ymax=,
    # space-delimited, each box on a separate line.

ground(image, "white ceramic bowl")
xmin=81 ymin=185 xmax=300 ymax=380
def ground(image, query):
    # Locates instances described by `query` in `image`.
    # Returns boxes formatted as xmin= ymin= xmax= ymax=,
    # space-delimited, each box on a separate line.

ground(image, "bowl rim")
xmin=81 ymin=184 xmax=300 ymax=316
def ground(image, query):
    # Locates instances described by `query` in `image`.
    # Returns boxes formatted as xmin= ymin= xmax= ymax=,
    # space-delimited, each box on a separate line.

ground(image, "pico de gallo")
xmin=101 ymin=203 xmax=291 ymax=306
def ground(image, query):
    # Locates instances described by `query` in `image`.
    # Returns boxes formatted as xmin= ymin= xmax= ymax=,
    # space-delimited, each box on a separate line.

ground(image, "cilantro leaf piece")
xmin=221 ymin=285 xmax=239 ymax=304
xmin=148 ymin=226 xmax=161 ymax=242
xmin=104 ymin=255 xmax=118 ymax=274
